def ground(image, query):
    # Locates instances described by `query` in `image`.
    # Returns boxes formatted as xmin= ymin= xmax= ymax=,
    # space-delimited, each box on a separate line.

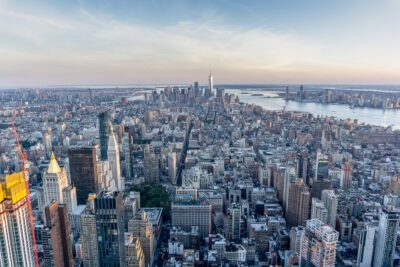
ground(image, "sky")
xmin=1 ymin=0 xmax=400 ymax=87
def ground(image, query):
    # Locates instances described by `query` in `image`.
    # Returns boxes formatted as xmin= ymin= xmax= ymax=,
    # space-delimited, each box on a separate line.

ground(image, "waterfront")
xmin=226 ymin=89 xmax=400 ymax=130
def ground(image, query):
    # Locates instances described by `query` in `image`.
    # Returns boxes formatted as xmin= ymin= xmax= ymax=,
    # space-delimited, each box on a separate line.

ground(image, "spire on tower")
xmin=48 ymin=151 xmax=61 ymax=174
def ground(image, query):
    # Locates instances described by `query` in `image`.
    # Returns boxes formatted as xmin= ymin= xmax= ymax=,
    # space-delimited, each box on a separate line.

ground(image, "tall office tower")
xmin=123 ymin=128 xmax=134 ymax=182
xmin=68 ymin=145 xmax=99 ymax=204
xmin=125 ymin=234 xmax=145 ymax=267
xmin=168 ymin=152 xmax=177 ymax=185
xmin=98 ymin=111 xmax=110 ymax=160
xmin=299 ymin=85 xmax=305 ymax=101
xmin=0 ymin=172 xmax=36 ymax=267
xmin=297 ymin=151 xmax=311 ymax=185
xmin=373 ymin=207 xmax=400 ymax=267
xmin=95 ymin=191 xmax=125 ymax=266
xmin=108 ymin=128 xmax=124 ymax=191
xmin=43 ymin=131 xmax=52 ymax=154
xmin=128 ymin=212 xmax=155 ymax=267
xmin=311 ymin=198 xmax=328 ymax=224
xmin=300 ymin=219 xmax=338 ymax=267
xmin=208 ymin=71 xmax=214 ymax=96
xmin=41 ymin=201 xmax=73 ymax=267
xmin=340 ymin=161 xmax=352 ymax=192
xmin=43 ymin=152 xmax=77 ymax=214
xmin=315 ymin=153 xmax=329 ymax=180
xmin=143 ymin=145 xmax=160 ymax=183
xmin=321 ymin=190 xmax=337 ymax=227
xmin=286 ymin=179 xmax=310 ymax=227
xmin=357 ymin=223 xmax=378 ymax=267
xmin=172 ymin=201 xmax=212 ymax=238
xmin=289 ymin=227 xmax=304 ymax=254
xmin=285 ymin=86 xmax=290 ymax=100
xmin=80 ymin=194 xmax=99 ymax=267
xmin=194 ymin=82 xmax=200 ymax=98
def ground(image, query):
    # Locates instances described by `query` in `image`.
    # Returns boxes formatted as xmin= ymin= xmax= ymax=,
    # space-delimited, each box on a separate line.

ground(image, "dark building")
xmin=297 ymin=151 xmax=311 ymax=185
xmin=311 ymin=180 xmax=332 ymax=199
xmin=98 ymin=111 xmax=110 ymax=160
xmin=42 ymin=201 xmax=73 ymax=267
xmin=68 ymin=145 xmax=99 ymax=204
xmin=95 ymin=191 xmax=125 ymax=267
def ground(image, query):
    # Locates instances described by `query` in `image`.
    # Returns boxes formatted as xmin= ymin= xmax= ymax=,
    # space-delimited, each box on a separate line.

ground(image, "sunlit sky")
xmin=1 ymin=0 xmax=400 ymax=87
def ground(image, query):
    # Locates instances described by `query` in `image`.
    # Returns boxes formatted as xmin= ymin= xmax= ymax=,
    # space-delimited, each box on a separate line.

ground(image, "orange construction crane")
xmin=10 ymin=118 xmax=40 ymax=267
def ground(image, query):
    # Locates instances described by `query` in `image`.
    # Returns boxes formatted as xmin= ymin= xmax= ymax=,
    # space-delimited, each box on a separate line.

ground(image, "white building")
xmin=108 ymin=129 xmax=124 ymax=191
xmin=208 ymin=71 xmax=214 ymax=96
xmin=42 ymin=152 xmax=77 ymax=214
xmin=168 ymin=152 xmax=177 ymax=185
xmin=311 ymin=198 xmax=328 ymax=224
xmin=357 ymin=223 xmax=378 ymax=267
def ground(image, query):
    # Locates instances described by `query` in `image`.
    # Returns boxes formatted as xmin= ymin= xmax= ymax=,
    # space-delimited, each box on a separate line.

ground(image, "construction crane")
xmin=10 ymin=118 xmax=40 ymax=267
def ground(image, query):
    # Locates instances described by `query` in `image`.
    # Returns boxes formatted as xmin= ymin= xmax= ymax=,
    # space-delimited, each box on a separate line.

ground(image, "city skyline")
xmin=1 ymin=0 xmax=400 ymax=86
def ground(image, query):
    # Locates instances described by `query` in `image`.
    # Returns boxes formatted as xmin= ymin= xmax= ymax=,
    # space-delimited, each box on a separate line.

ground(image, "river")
xmin=226 ymin=89 xmax=400 ymax=130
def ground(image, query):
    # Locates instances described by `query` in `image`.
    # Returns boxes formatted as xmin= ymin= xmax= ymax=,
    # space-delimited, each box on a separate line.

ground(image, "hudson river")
xmin=226 ymin=89 xmax=400 ymax=130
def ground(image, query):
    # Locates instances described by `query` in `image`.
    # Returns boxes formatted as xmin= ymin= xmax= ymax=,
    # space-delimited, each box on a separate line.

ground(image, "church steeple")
xmin=47 ymin=152 xmax=61 ymax=174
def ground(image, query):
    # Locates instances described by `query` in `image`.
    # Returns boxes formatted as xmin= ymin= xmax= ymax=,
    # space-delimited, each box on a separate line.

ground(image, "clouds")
xmin=0 ymin=1 xmax=399 ymax=86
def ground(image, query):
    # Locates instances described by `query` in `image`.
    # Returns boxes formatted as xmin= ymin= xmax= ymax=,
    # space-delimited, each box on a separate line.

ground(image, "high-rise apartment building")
xmin=41 ymin=201 xmax=73 ymax=267
xmin=321 ymin=190 xmax=337 ymax=227
xmin=373 ymin=206 xmax=400 ymax=267
xmin=68 ymin=145 xmax=99 ymax=204
xmin=300 ymin=219 xmax=338 ymax=267
xmin=286 ymin=179 xmax=310 ymax=227
xmin=289 ymin=226 xmax=304 ymax=254
xmin=95 ymin=191 xmax=125 ymax=266
xmin=311 ymin=198 xmax=328 ymax=224
xmin=0 ymin=172 xmax=36 ymax=267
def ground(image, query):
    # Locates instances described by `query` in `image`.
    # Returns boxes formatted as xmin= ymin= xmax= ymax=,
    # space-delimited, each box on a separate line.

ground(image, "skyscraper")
xmin=286 ymin=178 xmax=310 ymax=227
xmin=0 ymin=172 xmax=36 ymax=267
xmin=80 ymin=194 xmax=99 ymax=267
xmin=340 ymin=161 xmax=352 ymax=192
xmin=41 ymin=200 xmax=73 ymax=267
xmin=143 ymin=145 xmax=159 ymax=183
xmin=95 ymin=191 xmax=125 ymax=266
xmin=373 ymin=206 xmax=400 ymax=267
xmin=108 ymin=128 xmax=124 ymax=191
xmin=168 ymin=152 xmax=177 ymax=185
xmin=68 ymin=145 xmax=99 ymax=204
xmin=208 ymin=71 xmax=214 ymax=96
xmin=300 ymin=219 xmax=338 ymax=267
xmin=42 ymin=152 xmax=77 ymax=214
xmin=321 ymin=190 xmax=337 ymax=227
xmin=98 ymin=111 xmax=110 ymax=160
